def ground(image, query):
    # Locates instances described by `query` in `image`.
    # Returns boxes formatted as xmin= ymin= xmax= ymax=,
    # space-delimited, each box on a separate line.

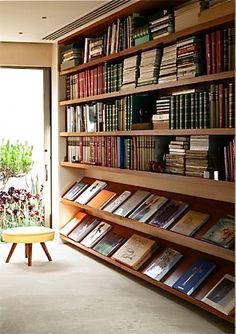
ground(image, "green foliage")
xmin=0 ymin=139 xmax=34 ymax=188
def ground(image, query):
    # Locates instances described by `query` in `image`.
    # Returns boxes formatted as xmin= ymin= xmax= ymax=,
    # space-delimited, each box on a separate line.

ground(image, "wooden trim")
xmin=60 ymin=128 xmax=235 ymax=137
xmin=60 ymin=198 xmax=234 ymax=262
xmin=60 ymin=235 xmax=234 ymax=324
xmin=59 ymin=71 xmax=235 ymax=106
xmin=60 ymin=162 xmax=235 ymax=203
xmin=59 ymin=14 xmax=234 ymax=76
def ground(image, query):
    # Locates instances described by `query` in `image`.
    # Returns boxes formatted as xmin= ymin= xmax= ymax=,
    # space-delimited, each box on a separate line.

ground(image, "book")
xmin=80 ymin=221 xmax=112 ymax=248
xmin=202 ymin=214 xmax=235 ymax=248
xmin=93 ymin=230 xmax=126 ymax=256
xmin=68 ymin=216 xmax=100 ymax=242
xmin=172 ymin=257 xmax=216 ymax=295
xmin=147 ymin=200 xmax=189 ymax=229
xmin=86 ymin=189 xmax=116 ymax=209
xmin=112 ymin=234 xmax=157 ymax=270
xmin=62 ymin=181 xmax=88 ymax=201
xmin=102 ymin=190 xmax=132 ymax=213
xmin=170 ymin=210 xmax=210 ymax=236
xmin=201 ymin=274 xmax=235 ymax=315
xmin=114 ymin=190 xmax=150 ymax=217
xmin=60 ymin=212 xmax=87 ymax=236
xmin=128 ymin=194 xmax=168 ymax=223
xmin=74 ymin=180 xmax=107 ymax=204
xmin=143 ymin=248 xmax=183 ymax=281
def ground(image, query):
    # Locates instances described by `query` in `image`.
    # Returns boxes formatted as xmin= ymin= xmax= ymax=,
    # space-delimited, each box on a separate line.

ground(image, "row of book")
xmin=66 ymin=135 xmax=235 ymax=181
xmin=60 ymin=211 xmax=234 ymax=316
xmin=66 ymin=95 xmax=154 ymax=133
xmin=64 ymin=27 xmax=234 ymax=99
xmin=62 ymin=178 xmax=235 ymax=250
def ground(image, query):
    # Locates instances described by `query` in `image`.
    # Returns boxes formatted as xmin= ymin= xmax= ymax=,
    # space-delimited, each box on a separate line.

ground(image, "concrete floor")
xmin=0 ymin=241 xmax=234 ymax=334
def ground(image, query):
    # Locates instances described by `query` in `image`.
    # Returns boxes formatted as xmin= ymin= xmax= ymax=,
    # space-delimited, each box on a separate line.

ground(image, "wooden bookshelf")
xmin=58 ymin=0 xmax=235 ymax=324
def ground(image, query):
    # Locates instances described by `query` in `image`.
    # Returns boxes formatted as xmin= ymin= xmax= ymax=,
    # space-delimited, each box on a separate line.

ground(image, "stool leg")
xmin=27 ymin=243 xmax=32 ymax=266
xmin=40 ymin=242 xmax=52 ymax=261
xmin=25 ymin=244 xmax=28 ymax=258
xmin=6 ymin=243 xmax=17 ymax=263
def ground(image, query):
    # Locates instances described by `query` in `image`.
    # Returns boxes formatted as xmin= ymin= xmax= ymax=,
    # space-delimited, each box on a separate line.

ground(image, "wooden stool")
xmin=2 ymin=226 xmax=55 ymax=266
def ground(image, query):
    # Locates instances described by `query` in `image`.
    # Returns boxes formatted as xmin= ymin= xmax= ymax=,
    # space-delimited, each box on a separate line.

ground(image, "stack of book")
xmin=165 ymin=136 xmax=190 ymax=175
xmin=60 ymin=44 xmax=83 ymax=71
xmin=149 ymin=11 xmax=175 ymax=40
xmin=152 ymin=96 xmax=171 ymax=129
xmin=121 ymin=55 xmax=140 ymax=89
xmin=133 ymin=24 xmax=151 ymax=46
xmin=83 ymin=36 xmax=104 ymax=63
xmin=158 ymin=44 xmax=177 ymax=83
xmin=137 ymin=48 xmax=162 ymax=86
xmin=185 ymin=135 xmax=216 ymax=178
xmin=176 ymin=36 xmax=203 ymax=80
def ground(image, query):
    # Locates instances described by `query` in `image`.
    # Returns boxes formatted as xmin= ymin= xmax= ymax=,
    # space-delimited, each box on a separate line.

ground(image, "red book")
xmin=210 ymin=31 xmax=216 ymax=74
xmin=216 ymin=30 xmax=224 ymax=73
xmin=205 ymin=33 xmax=212 ymax=75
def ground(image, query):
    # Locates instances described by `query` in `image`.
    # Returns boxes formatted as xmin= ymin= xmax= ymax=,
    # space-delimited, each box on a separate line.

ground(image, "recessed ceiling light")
xmin=18 ymin=32 xmax=23 ymax=35
xmin=42 ymin=16 xmax=47 ymax=19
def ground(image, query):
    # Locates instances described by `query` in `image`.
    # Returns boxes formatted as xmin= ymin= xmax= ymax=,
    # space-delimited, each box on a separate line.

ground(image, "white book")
xmin=80 ymin=222 xmax=112 ymax=248
xmin=102 ymin=191 xmax=132 ymax=213
xmin=128 ymin=194 xmax=168 ymax=223
xmin=114 ymin=190 xmax=150 ymax=217
xmin=74 ymin=180 xmax=107 ymax=205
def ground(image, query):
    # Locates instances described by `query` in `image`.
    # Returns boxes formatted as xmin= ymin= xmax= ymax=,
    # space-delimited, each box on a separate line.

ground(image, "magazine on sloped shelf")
xmin=93 ymin=230 xmax=127 ymax=256
xmin=201 ymin=214 xmax=235 ymax=249
xmin=80 ymin=222 xmax=112 ymax=248
xmin=170 ymin=210 xmax=210 ymax=236
xmin=87 ymin=189 xmax=116 ymax=209
xmin=62 ymin=181 xmax=88 ymax=201
xmin=113 ymin=190 xmax=150 ymax=217
xmin=128 ymin=194 xmax=168 ymax=223
xmin=112 ymin=234 xmax=158 ymax=270
xmin=172 ymin=257 xmax=216 ymax=295
xmin=201 ymin=274 xmax=235 ymax=315
xmin=68 ymin=216 xmax=100 ymax=242
xmin=147 ymin=199 xmax=189 ymax=229
xmin=143 ymin=248 xmax=183 ymax=281
xmin=60 ymin=212 xmax=88 ymax=236
xmin=102 ymin=191 xmax=132 ymax=213
xmin=74 ymin=180 xmax=107 ymax=205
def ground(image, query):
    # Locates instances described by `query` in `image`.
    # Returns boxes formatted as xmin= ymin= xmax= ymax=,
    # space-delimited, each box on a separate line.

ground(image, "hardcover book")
xmin=60 ymin=212 xmax=87 ymax=236
xmin=201 ymin=274 xmax=235 ymax=315
xmin=68 ymin=216 xmax=100 ymax=242
xmin=87 ymin=189 xmax=116 ymax=209
xmin=172 ymin=257 xmax=216 ymax=295
xmin=102 ymin=190 xmax=132 ymax=213
xmin=74 ymin=180 xmax=107 ymax=205
xmin=113 ymin=190 xmax=150 ymax=217
xmin=63 ymin=181 xmax=88 ymax=201
xmin=143 ymin=248 xmax=183 ymax=281
xmin=147 ymin=200 xmax=189 ymax=229
xmin=201 ymin=214 xmax=235 ymax=248
xmin=128 ymin=194 xmax=168 ymax=223
xmin=93 ymin=230 xmax=126 ymax=256
xmin=170 ymin=210 xmax=210 ymax=236
xmin=112 ymin=234 xmax=157 ymax=270
xmin=80 ymin=221 xmax=112 ymax=248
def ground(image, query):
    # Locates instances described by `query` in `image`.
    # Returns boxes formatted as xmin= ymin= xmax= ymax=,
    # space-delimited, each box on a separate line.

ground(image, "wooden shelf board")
xmin=60 ymin=198 xmax=234 ymax=262
xmin=59 ymin=13 xmax=234 ymax=76
xmin=59 ymin=71 xmax=235 ymax=106
xmin=60 ymin=235 xmax=234 ymax=324
xmin=60 ymin=128 xmax=235 ymax=137
xmin=60 ymin=162 xmax=235 ymax=203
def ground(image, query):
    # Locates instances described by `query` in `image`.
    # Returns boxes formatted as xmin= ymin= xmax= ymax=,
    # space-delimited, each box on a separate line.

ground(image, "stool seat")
xmin=2 ymin=226 xmax=55 ymax=266
xmin=2 ymin=226 xmax=54 ymax=243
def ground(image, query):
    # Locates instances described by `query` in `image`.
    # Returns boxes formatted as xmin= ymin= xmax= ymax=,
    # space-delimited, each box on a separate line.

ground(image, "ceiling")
xmin=0 ymin=1 xmax=108 ymax=43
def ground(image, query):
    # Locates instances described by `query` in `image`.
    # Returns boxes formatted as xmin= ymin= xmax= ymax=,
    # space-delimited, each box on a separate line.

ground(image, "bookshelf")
xmin=58 ymin=0 xmax=235 ymax=323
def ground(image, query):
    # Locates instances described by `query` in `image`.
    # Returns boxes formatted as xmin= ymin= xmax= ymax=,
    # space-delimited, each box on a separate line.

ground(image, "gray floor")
xmin=0 ymin=241 xmax=234 ymax=334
